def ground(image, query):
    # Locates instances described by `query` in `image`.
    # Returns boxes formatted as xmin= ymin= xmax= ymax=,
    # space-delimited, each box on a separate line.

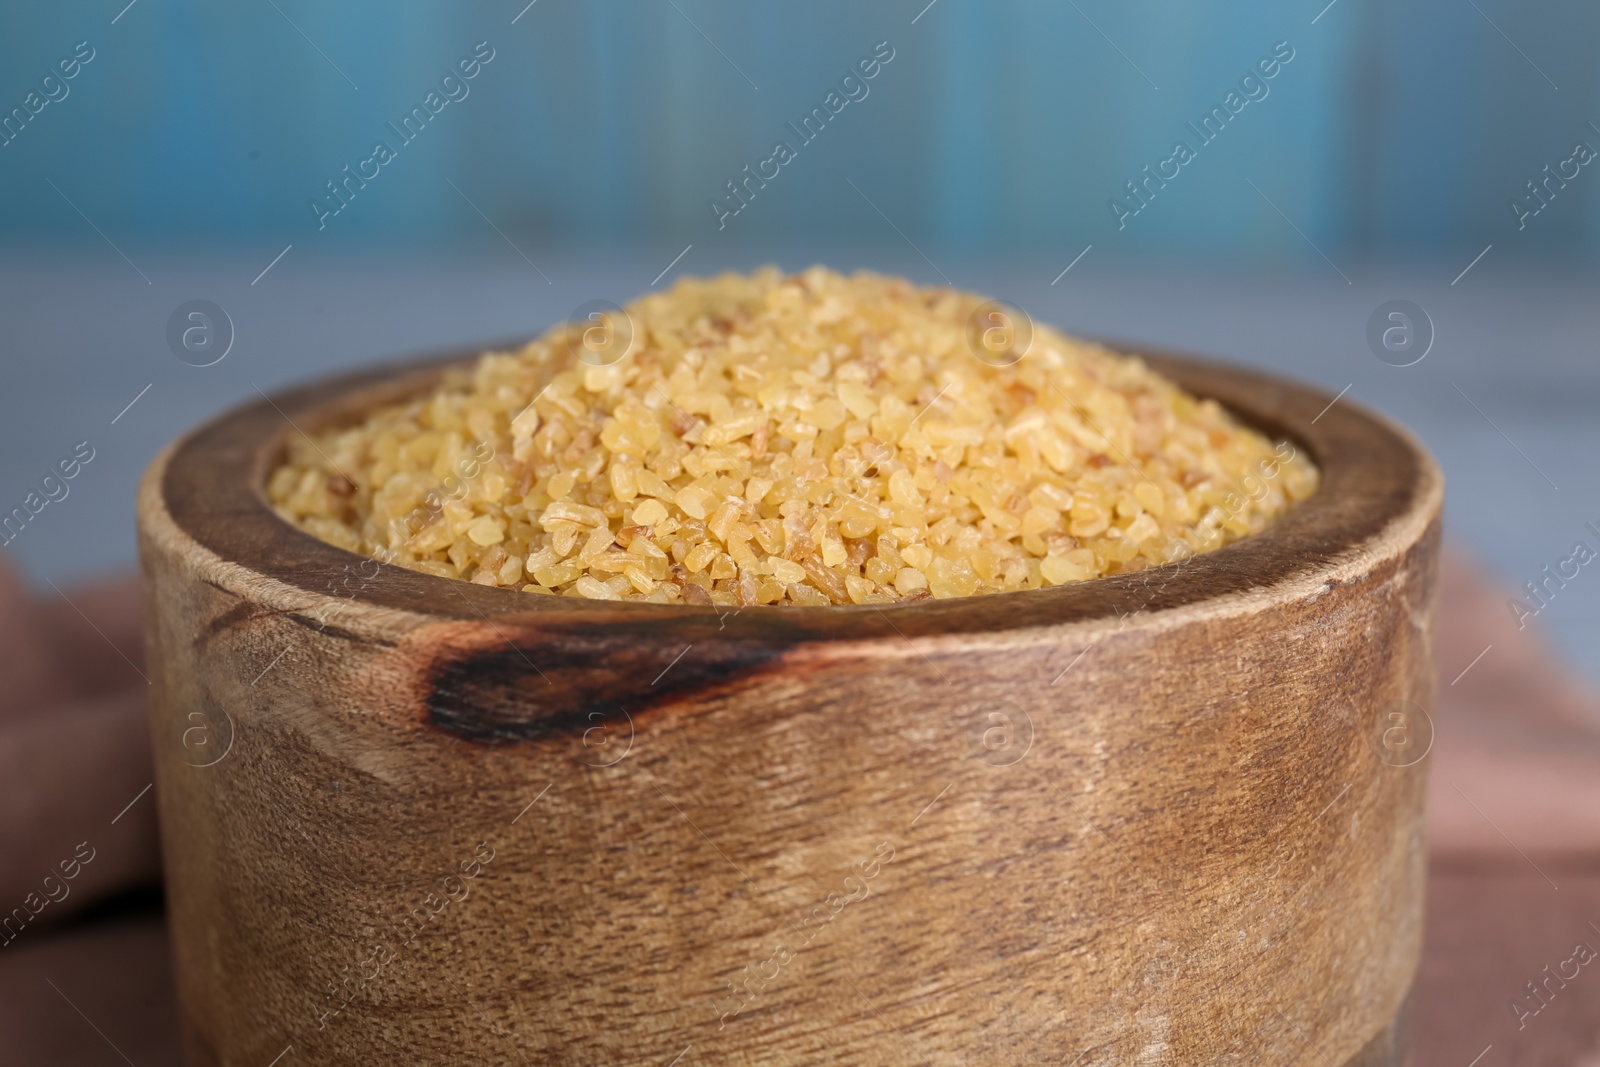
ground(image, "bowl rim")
xmin=146 ymin=337 xmax=1442 ymax=644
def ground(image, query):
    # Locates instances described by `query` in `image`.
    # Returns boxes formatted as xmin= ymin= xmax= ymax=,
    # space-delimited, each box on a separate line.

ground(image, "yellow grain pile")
xmin=268 ymin=267 xmax=1317 ymax=605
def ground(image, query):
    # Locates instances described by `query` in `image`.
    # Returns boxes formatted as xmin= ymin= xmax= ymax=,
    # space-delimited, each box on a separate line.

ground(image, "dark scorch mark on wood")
xmin=421 ymin=622 xmax=785 ymax=742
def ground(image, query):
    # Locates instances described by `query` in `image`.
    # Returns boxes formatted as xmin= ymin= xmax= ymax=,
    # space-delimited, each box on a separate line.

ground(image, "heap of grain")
xmin=268 ymin=267 xmax=1318 ymax=606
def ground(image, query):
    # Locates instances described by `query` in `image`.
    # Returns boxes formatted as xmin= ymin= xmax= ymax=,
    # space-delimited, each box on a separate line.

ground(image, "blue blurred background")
xmin=2 ymin=0 xmax=1596 ymax=258
xmin=0 ymin=0 xmax=1596 ymax=675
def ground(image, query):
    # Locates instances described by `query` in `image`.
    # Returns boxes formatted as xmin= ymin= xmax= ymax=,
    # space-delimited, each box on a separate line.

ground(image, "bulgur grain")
xmin=267 ymin=267 xmax=1318 ymax=606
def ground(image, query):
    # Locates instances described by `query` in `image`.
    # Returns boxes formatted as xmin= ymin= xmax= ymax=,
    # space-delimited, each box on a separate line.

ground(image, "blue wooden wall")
xmin=0 ymin=0 xmax=1594 ymax=263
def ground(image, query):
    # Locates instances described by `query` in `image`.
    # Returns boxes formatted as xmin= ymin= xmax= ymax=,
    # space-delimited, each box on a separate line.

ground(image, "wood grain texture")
xmin=138 ymin=343 xmax=1442 ymax=1066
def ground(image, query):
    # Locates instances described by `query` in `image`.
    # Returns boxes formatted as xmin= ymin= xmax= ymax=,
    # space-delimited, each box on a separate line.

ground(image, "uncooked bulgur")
xmin=267 ymin=267 xmax=1317 ymax=606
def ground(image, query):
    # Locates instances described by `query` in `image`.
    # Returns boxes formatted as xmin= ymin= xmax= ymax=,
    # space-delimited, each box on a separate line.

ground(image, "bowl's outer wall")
xmin=138 ymin=352 xmax=1439 ymax=1066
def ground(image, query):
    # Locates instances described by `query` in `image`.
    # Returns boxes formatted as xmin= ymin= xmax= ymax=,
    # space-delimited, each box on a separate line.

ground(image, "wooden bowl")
xmin=139 ymin=342 xmax=1441 ymax=1067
